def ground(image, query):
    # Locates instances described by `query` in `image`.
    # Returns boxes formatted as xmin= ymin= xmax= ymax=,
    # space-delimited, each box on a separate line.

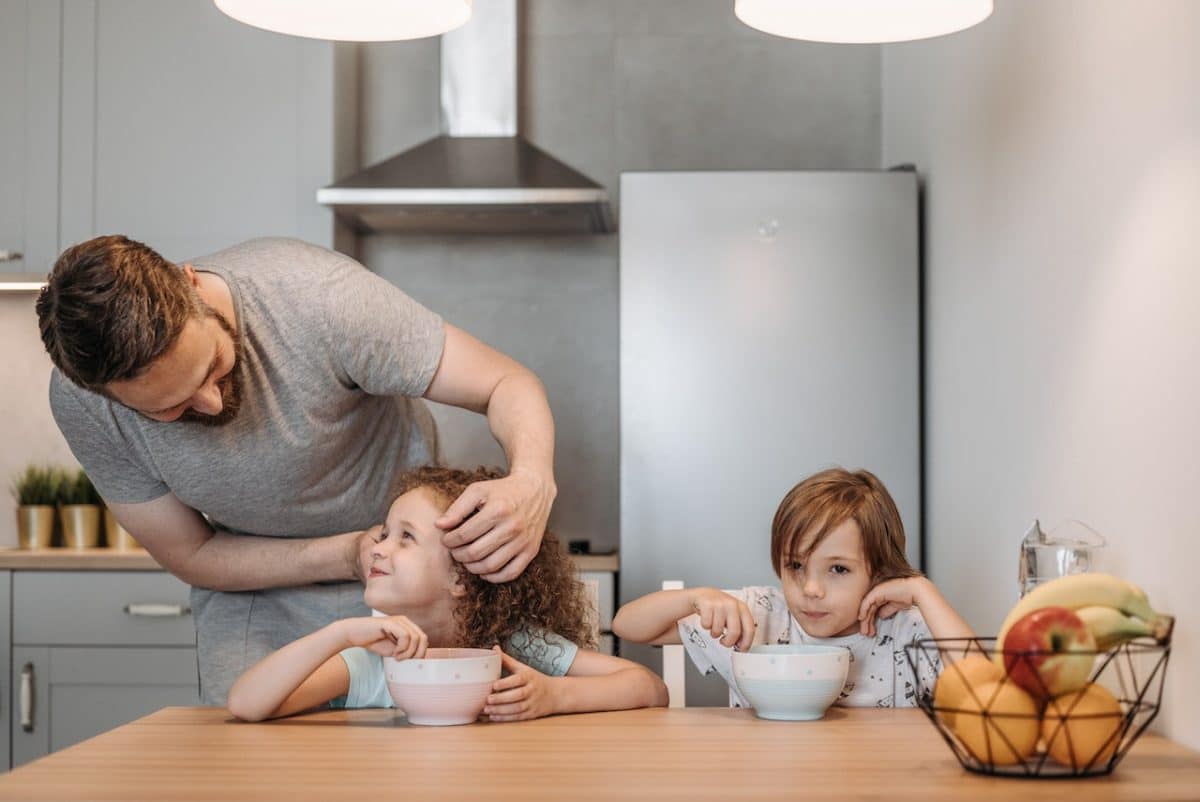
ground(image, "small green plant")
xmin=59 ymin=468 xmax=102 ymax=506
xmin=10 ymin=465 xmax=64 ymax=507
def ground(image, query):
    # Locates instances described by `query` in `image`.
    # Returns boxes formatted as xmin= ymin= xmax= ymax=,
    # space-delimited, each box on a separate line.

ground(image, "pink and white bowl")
xmin=383 ymin=648 xmax=501 ymax=726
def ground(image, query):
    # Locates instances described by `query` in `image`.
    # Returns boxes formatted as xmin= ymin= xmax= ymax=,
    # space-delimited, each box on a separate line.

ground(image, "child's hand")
xmin=689 ymin=588 xmax=756 ymax=651
xmin=483 ymin=647 xmax=560 ymax=722
xmin=857 ymin=577 xmax=930 ymax=637
xmin=342 ymin=615 xmax=428 ymax=660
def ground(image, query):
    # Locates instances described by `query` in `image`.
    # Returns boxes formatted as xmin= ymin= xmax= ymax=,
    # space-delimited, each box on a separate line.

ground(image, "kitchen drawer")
xmin=13 ymin=571 xmax=194 ymax=646
xmin=579 ymin=570 xmax=614 ymax=632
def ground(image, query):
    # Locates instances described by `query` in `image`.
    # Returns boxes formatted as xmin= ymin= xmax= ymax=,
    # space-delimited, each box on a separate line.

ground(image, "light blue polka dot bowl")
xmin=731 ymin=645 xmax=850 ymax=721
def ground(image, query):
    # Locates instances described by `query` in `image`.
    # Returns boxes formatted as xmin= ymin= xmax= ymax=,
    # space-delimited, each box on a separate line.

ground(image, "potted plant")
xmin=59 ymin=468 xmax=102 ymax=549
xmin=11 ymin=465 xmax=62 ymax=549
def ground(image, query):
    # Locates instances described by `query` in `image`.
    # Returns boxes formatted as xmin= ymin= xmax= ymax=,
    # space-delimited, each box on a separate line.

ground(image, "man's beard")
xmin=181 ymin=310 xmax=244 ymax=427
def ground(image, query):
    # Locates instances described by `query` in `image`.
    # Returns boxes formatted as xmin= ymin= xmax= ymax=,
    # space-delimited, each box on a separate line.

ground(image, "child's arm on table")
xmin=857 ymin=576 xmax=974 ymax=641
xmin=483 ymin=648 xmax=668 ymax=722
xmin=612 ymin=588 xmax=756 ymax=650
xmin=227 ymin=615 xmax=428 ymax=722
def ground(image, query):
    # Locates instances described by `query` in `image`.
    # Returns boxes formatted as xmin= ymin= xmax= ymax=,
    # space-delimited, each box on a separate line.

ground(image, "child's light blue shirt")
xmin=331 ymin=628 xmax=579 ymax=709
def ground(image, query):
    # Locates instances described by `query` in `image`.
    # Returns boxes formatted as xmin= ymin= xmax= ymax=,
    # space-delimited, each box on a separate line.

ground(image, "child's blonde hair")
xmin=770 ymin=468 xmax=920 ymax=586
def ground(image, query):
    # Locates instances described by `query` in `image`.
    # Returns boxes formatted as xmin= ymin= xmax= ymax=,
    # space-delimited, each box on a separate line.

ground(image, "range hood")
xmin=318 ymin=1 xmax=613 ymax=234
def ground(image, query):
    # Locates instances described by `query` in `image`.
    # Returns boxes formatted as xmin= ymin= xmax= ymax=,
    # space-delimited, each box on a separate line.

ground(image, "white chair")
xmin=661 ymin=580 xmax=687 ymax=707
xmin=660 ymin=580 xmax=746 ymax=708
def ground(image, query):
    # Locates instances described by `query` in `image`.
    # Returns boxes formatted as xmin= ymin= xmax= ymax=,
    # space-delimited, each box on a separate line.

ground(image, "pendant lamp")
xmin=734 ymin=0 xmax=992 ymax=44
xmin=214 ymin=0 xmax=472 ymax=42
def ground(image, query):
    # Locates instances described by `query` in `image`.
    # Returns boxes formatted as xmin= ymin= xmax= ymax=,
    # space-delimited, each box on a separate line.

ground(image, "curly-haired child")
xmin=228 ymin=466 xmax=667 ymax=722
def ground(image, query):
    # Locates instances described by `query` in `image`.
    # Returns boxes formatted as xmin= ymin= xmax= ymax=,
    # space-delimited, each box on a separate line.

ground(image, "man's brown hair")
xmin=36 ymin=235 xmax=203 ymax=390
xmin=393 ymin=466 xmax=597 ymax=651
xmin=770 ymin=468 xmax=920 ymax=586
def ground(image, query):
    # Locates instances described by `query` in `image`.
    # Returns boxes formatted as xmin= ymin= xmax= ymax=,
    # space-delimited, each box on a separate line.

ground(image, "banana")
xmin=994 ymin=573 xmax=1172 ymax=668
xmin=1075 ymin=605 xmax=1155 ymax=650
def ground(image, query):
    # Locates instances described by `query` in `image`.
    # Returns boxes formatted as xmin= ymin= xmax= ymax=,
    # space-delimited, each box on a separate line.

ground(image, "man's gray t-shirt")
xmin=48 ymin=237 xmax=445 ymax=704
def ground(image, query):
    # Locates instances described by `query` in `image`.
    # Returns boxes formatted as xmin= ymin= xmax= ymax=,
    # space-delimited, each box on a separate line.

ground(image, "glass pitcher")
xmin=1018 ymin=519 xmax=1106 ymax=597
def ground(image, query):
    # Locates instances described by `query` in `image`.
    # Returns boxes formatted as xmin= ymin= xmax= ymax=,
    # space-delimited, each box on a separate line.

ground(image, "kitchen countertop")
xmin=0 ymin=547 xmax=619 ymax=573
xmin=0 ymin=706 xmax=1195 ymax=801
xmin=0 ymin=547 xmax=160 ymax=570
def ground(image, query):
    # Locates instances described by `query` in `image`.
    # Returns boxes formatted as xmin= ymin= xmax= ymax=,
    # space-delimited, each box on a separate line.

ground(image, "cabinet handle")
xmin=124 ymin=603 xmax=191 ymax=617
xmin=0 ymin=250 xmax=23 ymax=262
xmin=20 ymin=663 xmax=34 ymax=733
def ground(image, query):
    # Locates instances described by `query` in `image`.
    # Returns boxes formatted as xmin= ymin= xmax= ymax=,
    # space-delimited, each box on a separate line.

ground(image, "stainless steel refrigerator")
xmin=619 ymin=170 xmax=920 ymax=704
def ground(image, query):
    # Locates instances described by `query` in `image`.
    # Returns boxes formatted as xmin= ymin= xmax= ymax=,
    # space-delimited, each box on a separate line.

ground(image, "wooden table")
xmin=0 ymin=707 xmax=1197 ymax=801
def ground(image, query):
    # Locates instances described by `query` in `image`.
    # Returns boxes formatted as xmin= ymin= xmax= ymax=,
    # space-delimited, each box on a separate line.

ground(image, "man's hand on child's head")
xmin=689 ymin=588 xmax=756 ymax=652
xmin=482 ymin=647 xmax=560 ymax=722
xmin=436 ymin=469 xmax=556 ymax=583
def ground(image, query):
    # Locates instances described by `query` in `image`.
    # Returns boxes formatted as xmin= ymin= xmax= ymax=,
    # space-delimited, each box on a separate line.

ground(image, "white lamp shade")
xmin=214 ymin=0 xmax=472 ymax=42
xmin=734 ymin=0 xmax=993 ymax=44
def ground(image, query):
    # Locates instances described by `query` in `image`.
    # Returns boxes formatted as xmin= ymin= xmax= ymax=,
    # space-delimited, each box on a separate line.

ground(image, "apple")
xmin=1002 ymin=606 xmax=1096 ymax=699
xmin=1042 ymin=683 xmax=1124 ymax=769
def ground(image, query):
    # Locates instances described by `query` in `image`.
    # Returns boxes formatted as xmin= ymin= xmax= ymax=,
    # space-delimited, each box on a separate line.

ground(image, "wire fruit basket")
xmin=904 ymin=637 xmax=1170 ymax=778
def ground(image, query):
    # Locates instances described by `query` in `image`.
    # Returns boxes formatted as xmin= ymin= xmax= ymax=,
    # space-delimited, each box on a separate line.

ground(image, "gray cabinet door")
xmin=0 ymin=573 xmax=10 ymax=772
xmin=0 ymin=0 xmax=61 ymax=282
xmin=11 ymin=646 xmax=198 ymax=768
xmin=58 ymin=0 xmax=344 ymax=261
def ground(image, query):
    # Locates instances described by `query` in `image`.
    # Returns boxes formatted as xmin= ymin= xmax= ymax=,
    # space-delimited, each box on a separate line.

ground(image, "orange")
xmin=1041 ymin=683 xmax=1124 ymax=770
xmin=951 ymin=680 xmax=1040 ymax=766
xmin=933 ymin=655 xmax=1004 ymax=729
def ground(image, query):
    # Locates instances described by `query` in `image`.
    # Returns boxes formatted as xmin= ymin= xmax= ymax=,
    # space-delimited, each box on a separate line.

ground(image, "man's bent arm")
xmin=424 ymin=323 xmax=555 ymax=482
xmin=108 ymin=494 xmax=363 ymax=591
xmin=422 ymin=323 xmax=557 ymax=581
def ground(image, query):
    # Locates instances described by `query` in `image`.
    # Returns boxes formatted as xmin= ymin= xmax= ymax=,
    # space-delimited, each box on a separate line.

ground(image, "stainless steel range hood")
xmin=318 ymin=0 xmax=613 ymax=234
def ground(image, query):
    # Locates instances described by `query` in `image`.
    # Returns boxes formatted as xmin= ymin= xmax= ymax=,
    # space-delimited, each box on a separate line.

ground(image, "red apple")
xmin=1002 ymin=606 xmax=1096 ymax=699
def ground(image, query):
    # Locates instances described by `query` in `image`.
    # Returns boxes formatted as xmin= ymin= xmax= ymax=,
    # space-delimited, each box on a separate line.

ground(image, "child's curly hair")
xmin=392 ymin=466 xmax=597 ymax=651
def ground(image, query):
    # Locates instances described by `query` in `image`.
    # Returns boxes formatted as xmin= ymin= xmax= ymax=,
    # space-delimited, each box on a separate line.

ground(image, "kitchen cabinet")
xmin=4 ymin=570 xmax=198 ymax=769
xmin=0 ymin=0 xmax=60 ymax=284
xmin=580 ymin=568 xmax=617 ymax=655
xmin=0 ymin=573 xmax=10 ymax=772
xmin=0 ymin=0 xmax=353 ymax=283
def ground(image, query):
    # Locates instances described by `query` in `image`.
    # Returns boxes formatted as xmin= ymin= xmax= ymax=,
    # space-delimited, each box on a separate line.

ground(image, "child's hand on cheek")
xmin=483 ymin=647 xmax=559 ymax=722
xmin=857 ymin=577 xmax=929 ymax=637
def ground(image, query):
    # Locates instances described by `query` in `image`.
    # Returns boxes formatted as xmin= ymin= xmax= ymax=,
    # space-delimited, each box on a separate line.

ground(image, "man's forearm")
xmin=175 ymin=530 xmax=362 ymax=591
xmin=487 ymin=367 xmax=556 ymax=480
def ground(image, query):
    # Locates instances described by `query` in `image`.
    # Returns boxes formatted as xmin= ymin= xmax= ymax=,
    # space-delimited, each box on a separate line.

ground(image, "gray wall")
xmin=883 ymin=0 xmax=1199 ymax=749
xmin=357 ymin=0 xmax=883 ymax=551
